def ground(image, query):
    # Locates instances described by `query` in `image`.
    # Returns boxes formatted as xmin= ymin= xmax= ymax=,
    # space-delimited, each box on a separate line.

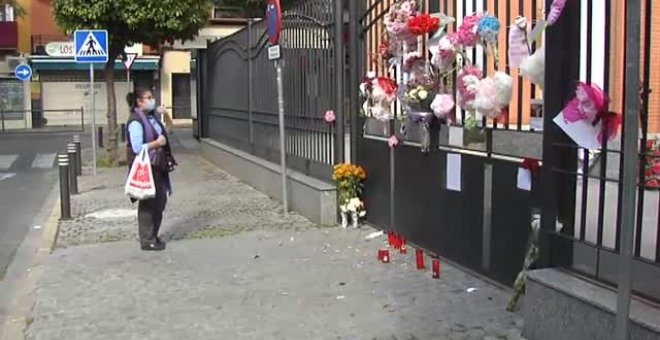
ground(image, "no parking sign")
xmin=266 ymin=0 xmax=282 ymax=45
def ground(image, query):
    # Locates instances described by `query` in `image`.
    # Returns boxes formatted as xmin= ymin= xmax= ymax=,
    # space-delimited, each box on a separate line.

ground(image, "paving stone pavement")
xmin=26 ymin=228 xmax=524 ymax=340
xmin=23 ymin=131 xmax=526 ymax=339
xmin=57 ymin=134 xmax=313 ymax=248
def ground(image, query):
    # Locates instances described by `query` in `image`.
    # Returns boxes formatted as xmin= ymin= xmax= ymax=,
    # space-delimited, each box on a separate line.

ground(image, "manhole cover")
xmin=86 ymin=209 xmax=136 ymax=220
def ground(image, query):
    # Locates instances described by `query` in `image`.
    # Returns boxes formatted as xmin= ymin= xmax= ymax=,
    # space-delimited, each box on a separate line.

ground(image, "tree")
xmin=212 ymin=0 xmax=298 ymax=18
xmin=0 ymin=0 xmax=27 ymax=17
xmin=53 ymin=0 xmax=211 ymax=165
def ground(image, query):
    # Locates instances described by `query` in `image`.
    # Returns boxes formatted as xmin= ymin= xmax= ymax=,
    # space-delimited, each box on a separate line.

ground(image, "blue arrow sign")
xmin=14 ymin=64 xmax=32 ymax=81
xmin=74 ymin=30 xmax=109 ymax=63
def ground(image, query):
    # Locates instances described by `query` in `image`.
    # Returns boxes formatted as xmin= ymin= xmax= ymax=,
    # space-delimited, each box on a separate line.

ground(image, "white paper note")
xmin=446 ymin=153 xmax=462 ymax=192
xmin=553 ymin=112 xmax=602 ymax=150
xmin=517 ymin=168 xmax=532 ymax=191
xmin=448 ymin=126 xmax=464 ymax=147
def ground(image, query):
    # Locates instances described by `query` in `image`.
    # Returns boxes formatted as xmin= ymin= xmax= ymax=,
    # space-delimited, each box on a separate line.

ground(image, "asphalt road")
xmin=0 ymin=132 xmax=83 ymax=279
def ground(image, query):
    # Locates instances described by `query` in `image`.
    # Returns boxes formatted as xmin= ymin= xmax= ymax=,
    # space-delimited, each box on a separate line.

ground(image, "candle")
xmin=400 ymin=238 xmax=407 ymax=254
xmin=382 ymin=249 xmax=390 ymax=263
xmin=416 ymin=249 xmax=425 ymax=269
xmin=432 ymin=259 xmax=441 ymax=279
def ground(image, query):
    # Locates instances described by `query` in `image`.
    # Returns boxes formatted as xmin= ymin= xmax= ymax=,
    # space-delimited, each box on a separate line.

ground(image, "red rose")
xmin=377 ymin=77 xmax=398 ymax=96
xmin=408 ymin=14 xmax=440 ymax=36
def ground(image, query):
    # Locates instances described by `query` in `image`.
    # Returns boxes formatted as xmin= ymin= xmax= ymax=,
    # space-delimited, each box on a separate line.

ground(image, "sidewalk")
xmin=21 ymin=132 xmax=525 ymax=340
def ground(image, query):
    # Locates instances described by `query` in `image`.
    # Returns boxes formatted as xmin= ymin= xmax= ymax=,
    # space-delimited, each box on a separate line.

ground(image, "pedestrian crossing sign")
xmin=74 ymin=30 xmax=108 ymax=63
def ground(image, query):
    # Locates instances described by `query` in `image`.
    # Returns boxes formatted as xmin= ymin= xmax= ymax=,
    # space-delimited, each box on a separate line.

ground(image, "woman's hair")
xmin=126 ymin=87 xmax=152 ymax=109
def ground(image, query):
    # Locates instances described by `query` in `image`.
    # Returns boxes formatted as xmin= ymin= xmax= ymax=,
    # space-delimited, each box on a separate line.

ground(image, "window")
xmin=0 ymin=5 xmax=15 ymax=22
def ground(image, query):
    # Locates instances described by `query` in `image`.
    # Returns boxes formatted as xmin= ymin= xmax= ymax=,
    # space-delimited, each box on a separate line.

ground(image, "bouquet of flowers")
xmin=360 ymin=72 xmax=398 ymax=121
xmin=333 ymin=163 xmax=367 ymax=227
xmin=383 ymin=0 xmax=419 ymax=55
xmin=401 ymin=74 xmax=438 ymax=122
xmin=642 ymin=138 xmax=660 ymax=189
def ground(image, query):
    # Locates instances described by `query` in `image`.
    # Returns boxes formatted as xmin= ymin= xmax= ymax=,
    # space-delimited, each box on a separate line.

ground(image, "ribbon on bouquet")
xmin=521 ymin=158 xmax=541 ymax=175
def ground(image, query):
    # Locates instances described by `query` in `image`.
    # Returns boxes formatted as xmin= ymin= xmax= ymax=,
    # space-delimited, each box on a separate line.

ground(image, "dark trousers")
xmin=137 ymin=171 xmax=167 ymax=244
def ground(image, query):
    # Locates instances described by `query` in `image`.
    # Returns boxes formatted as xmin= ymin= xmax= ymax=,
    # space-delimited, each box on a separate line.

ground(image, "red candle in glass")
xmin=432 ymin=259 xmax=441 ymax=279
xmin=400 ymin=238 xmax=407 ymax=254
xmin=387 ymin=231 xmax=393 ymax=247
xmin=415 ymin=249 xmax=425 ymax=269
xmin=381 ymin=249 xmax=390 ymax=263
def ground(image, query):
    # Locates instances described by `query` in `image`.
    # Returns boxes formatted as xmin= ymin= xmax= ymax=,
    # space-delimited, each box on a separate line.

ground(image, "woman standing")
xmin=125 ymin=88 xmax=175 ymax=251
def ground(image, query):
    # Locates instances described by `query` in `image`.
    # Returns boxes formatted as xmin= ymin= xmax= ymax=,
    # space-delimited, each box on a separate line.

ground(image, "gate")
xmin=351 ymin=0 xmax=660 ymax=299
xmin=201 ymin=0 xmax=340 ymax=180
xmin=353 ymin=0 xmax=545 ymax=285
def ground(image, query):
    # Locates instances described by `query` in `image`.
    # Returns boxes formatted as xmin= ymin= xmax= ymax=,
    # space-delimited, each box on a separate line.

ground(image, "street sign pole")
xmin=90 ymin=63 xmax=97 ymax=176
xmin=267 ymin=0 xmax=288 ymax=214
xmin=75 ymin=29 xmax=108 ymax=177
xmin=276 ymin=58 xmax=288 ymax=214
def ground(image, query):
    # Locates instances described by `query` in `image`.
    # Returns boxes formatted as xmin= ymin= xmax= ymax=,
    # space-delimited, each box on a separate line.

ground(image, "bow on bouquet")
xmin=553 ymin=82 xmax=622 ymax=150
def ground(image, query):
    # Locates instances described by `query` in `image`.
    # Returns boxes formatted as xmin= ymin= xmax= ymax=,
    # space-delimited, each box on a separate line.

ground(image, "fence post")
xmin=247 ymin=19 xmax=254 ymax=150
xmin=73 ymin=135 xmax=82 ymax=176
xmin=58 ymin=154 xmax=71 ymax=220
xmin=615 ymin=0 xmax=642 ymax=338
xmin=333 ymin=0 xmax=345 ymax=164
xmin=348 ymin=0 xmax=359 ymax=163
xmin=538 ymin=0 xmax=581 ymax=268
xmin=1 ymin=109 xmax=4 ymax=133
xmin=67 ymin=144 xmax=78 ymax=195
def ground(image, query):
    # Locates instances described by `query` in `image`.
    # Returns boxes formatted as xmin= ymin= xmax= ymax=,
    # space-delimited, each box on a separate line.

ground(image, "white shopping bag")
xmin=125 ymin=146 xmax=156 ymax=200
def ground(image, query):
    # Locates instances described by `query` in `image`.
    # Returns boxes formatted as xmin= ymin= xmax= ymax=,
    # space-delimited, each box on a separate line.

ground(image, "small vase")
xmin=420 ymin=122 xmax=431 ymax=153
xmin=351 ymin=212 xmax=360 ymax=228
xmin=340 ymin=212 xmax=349 ymax=228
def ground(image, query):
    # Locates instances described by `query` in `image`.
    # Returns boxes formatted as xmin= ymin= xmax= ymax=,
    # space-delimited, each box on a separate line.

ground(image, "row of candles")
xmin=378 ymin=231 xmax=441 ymax=279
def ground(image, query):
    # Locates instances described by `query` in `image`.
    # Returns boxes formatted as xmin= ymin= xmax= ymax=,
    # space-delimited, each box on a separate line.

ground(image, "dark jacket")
xmin=126 ymin=111 xmax=173 ymax=200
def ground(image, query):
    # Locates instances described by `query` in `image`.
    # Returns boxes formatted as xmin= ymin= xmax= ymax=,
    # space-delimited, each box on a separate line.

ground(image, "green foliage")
xmin=53 ymin=0 xmax=212 ymax=58
xmin=213 ymin=0 xmax=298 ymax=17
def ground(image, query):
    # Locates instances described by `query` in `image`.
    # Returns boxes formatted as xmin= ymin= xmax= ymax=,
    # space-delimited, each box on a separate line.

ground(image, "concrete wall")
xmin=201 ymin=139 xmax=337 ymax=226
xmin=524 ymin=269 xmax=660 ymax=340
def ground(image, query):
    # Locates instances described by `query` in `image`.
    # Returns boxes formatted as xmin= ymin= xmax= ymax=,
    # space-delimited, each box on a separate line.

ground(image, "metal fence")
xmin=542 ymin=0 xmax=660 ymax=303
xmin=201 ymin=0 xmax=339 ymax=180
xmin=353 ymin=0 xmax=660 ymax=302
xmin=0 ymin=108 xmax=85 ymax=133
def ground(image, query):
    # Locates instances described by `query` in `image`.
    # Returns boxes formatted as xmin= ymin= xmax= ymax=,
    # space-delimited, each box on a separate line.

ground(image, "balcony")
xmin=0 ymin=21 xmax=18 ymax=50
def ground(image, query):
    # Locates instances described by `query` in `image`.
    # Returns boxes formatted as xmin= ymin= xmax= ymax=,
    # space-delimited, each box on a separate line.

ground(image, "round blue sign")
xmin=15 ymin=64 xmax=32 ymax=81
xmin=266 ymin=0 xmax=282 ymax=45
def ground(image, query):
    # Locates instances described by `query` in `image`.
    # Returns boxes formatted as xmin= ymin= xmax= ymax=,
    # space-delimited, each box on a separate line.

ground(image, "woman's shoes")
xmin=141 ymin=242 xmax=166 ymax=251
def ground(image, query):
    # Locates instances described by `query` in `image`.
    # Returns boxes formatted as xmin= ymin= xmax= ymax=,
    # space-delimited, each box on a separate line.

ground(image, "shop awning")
xmin=29 ymin=57 xmax=160 ymax=71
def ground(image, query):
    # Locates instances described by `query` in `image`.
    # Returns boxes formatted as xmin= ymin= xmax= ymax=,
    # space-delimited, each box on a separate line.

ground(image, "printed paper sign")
xmin=446 ymin=153 xmax=462 ymax=192
xmin=517 ymin=168 xmax=532 ymax=191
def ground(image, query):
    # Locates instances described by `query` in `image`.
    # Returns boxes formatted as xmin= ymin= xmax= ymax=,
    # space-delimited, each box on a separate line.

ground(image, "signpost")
xmin=266 ymin=0 xmax=288 ymax=214
xmin=14 ymin=64 xmax=32 ymax=81
xmin=123 ymin=53 xmax=138 ymax=93
xmin=74 ymin=29 xmax=108 ymax=176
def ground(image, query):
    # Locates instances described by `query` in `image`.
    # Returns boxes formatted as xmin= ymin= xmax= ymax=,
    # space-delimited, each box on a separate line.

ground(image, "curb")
xmin=0 ymin=186 xmax=61 ymax=340
xmin=39 ymin=199 xmax=61 ymax=254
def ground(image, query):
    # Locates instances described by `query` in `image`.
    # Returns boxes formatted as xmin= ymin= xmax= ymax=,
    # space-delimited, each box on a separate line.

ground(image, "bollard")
xmin=73 ymin=135 xmax=82 ymax=176
xmin=120 ymin=123 xmax=126 ymax=142
xmin=98 ymin=126 xmax=104 ymax=148
xmin=58 ymin=154 xmax=71 ymax=220
xmin=67 ymin=144 xmax=78 ymax=195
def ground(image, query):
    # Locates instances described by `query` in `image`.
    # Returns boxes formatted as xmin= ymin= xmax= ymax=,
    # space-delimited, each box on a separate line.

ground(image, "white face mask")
xmin=144 ymin=99 xmax=156 ymax=112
